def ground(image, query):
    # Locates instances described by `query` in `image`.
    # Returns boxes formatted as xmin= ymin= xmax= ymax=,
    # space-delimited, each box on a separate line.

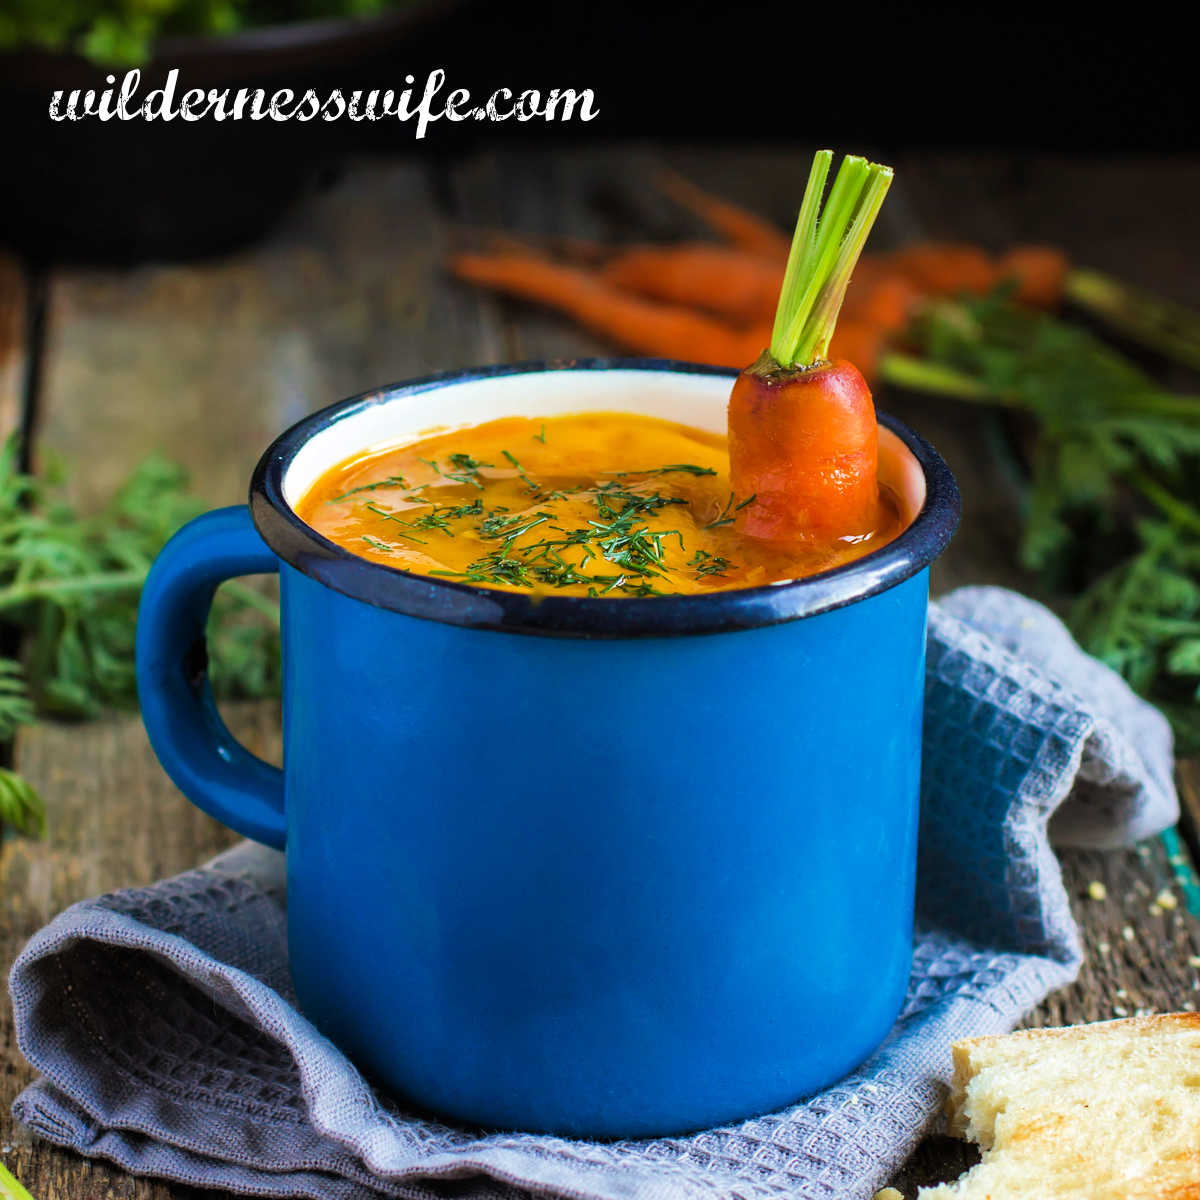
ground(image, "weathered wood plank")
xmin=0 ymin=254 xmax=27 ymax=441
xmin=33 ymin=159 xmax=503 ymax=510
xmin=1 ymin=706 xmax=278 ymax=1200
xmin=447 ymin=149 xmax=623 ymax=362
xmin=1040 ymin=841 xmax=1200 ymax=1027
xmin=1176 ymin=760 xmax=1200 ymax=854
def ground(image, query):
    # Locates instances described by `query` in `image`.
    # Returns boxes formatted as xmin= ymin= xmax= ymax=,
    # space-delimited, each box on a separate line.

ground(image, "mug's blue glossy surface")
xmin=136 ymin=359 xmax=959 ymax=1138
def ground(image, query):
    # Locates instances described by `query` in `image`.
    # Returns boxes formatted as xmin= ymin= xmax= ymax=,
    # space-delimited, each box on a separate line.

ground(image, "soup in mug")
xmin=296 ymin=412 xmax=905 ymax=596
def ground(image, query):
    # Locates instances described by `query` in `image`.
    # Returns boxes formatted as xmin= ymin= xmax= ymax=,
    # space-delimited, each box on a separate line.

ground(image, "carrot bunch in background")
xmin=450 ymin=174 xmax=1200 ymax=758
xmin=448 ymin=169 xmax=1072 ymax=380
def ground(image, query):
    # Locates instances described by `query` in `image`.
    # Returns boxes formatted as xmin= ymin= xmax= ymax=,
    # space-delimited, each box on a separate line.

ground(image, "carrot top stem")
xmin=1065 ymin=268 xmax=1200 ymax=372
xmin=768 ymin=151 xmax=894 ymax=371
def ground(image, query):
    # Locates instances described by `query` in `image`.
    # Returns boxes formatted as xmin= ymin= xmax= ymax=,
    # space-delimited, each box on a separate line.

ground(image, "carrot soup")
xmin=296 ymin=411 xmax=904 ymax=597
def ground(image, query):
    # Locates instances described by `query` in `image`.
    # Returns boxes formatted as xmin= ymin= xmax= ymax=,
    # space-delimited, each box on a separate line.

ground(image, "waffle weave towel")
xmin=9 ymin=586 xmax=1178 ymax=1200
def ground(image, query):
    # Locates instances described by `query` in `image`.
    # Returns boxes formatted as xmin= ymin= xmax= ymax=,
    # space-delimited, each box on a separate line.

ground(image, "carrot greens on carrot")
xmin=768 ymin=152 xmax=894 ymax=369
xmin=727 ymin=150 xmax=894 ymax=544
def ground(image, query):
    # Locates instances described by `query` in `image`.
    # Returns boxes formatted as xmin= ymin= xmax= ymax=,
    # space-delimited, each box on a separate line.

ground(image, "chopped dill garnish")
xmin=610 ymin=464 xmax=717 ymax=478
xmin=345 ymin=459 xmax=753 ymax=596
xmin=450 ymin=452 xmax=489 ymax=474
xmin=592 ymin=483 xmax=688 ymax=520
xmin=431 ymin=551 xmax=533 ymax=588
xmin=479 ymin=510 xmax=555 ymax=542
xmin=703 ymin=492 xmax=755 ymax=529
xmin=534 ymin=424 xmax=547 ymax=444
xmin=406 ymin=497 xmax=485 ymax=536
xmin=706 ymin=494 xmax=737 ymax=529
xmin=361 ymin=534 xmax=396 ymax=553
xmin=363 ymin=501 xmax=428 ymax=543
xmin=501 ymin=449 xmax=541 ymax=493
xmin=420 ymin=453 xmax=493 ymax=489
xmin=689 ymin=549 xmax=735 ymax=577
xmin=587 ymin=576 xmax=663 ymax=597
xmin=329 ymin=474 xmax=409 ymax=501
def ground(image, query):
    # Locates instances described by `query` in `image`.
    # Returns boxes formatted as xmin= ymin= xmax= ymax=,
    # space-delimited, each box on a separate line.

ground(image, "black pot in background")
xmin=0 ymin=4 xmax=461 ymax=266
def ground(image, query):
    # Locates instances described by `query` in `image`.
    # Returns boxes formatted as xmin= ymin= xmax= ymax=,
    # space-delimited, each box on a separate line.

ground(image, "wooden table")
xmin=1 ymin=147 xmax=1198 ymax=1199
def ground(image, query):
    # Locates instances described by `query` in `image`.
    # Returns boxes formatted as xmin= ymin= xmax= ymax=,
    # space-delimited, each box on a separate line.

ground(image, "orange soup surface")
xmin=297 ymin=413 xmax=904 ymax=596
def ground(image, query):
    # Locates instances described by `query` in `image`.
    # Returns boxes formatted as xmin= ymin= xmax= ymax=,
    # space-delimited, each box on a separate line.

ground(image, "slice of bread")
xmin=918 ymin=1014 xmax=1200 ymax=1199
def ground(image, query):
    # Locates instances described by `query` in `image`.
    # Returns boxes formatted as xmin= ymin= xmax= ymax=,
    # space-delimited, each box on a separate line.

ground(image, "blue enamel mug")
xmin=136 ymin=359 xmax=959 ymax=1138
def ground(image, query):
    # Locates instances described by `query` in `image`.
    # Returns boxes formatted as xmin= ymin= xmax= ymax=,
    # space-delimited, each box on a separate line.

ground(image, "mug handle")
xmin=136 ymin=505 xmax=286 ymax=849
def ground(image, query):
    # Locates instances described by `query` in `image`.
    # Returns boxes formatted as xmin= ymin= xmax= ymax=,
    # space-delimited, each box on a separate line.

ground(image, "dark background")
xmin=407 ymin=2 xmax=1193 ymax=152
xmin=3 ymin=1 xmax=1195 ymax=264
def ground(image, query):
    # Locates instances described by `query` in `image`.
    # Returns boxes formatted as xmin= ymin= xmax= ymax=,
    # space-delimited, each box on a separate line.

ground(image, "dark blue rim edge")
xmin=249 ymin=357 xmax=961 ymax=639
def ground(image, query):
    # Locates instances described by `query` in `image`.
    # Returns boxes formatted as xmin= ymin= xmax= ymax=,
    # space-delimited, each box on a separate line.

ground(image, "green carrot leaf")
xmin=769 ymin=150 xmax=893 ymax=370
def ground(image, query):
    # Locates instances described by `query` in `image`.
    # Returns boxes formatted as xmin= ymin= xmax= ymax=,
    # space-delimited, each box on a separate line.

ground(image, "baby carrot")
xmin=885 ymin=242 xmax=999 ymax=297
xmin=998 ymin=245 xmax=1069 ymax=308
xmin=828 ymin=320 xmax=888 ymax=381
xmin=728 ymin=150 xmax=893 ymax=544
xmin=450 ymin=251 xmax=771 ymax=366
xmin=656 ymin=168 xmax=792 ymax=260
xmin=601 ymin=244 xmax=783 ymax=325
xmin=841 ymin=274 xmax=922 ymax=333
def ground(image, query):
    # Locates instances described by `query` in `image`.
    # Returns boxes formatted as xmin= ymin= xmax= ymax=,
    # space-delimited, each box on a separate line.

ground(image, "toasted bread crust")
xmin=927 ymin=1014 xmax=1200 ymax=1199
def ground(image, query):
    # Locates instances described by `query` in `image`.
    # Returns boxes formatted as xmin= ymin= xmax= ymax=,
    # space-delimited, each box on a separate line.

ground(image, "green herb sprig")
xmin=881 ymin=291 xmax=1200 ymax=750
xmin=0 ymin=442 xmax=283 ymax=831
xmin=0 ymin=0 xmax=395 ymax=67
xmin=690 ymin=550 xmax=735 ymax=578
xmin=0 ymin=766 xmax=44 ymax=837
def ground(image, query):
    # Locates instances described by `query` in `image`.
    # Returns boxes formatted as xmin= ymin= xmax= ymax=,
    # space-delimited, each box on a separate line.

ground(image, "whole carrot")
xmin=451 ymin=172 xmax=1078 ymax=383
xmin=841 ymin=274 xmax=921 ymax=333
xmin=997 ymin=245 xmax=1069 ymax=308
xmin=602 ymin=244 xmax=783 ymax=325
xmin=656 ymin=168 xmax=792 ymax=260
xmin=728 ymin=150 xmax=893 ymax=544
xmin=450 ymin=251 xmax=771 ymax=366
xmin=885 ymin=242 xmax=998 ymax=296
xmin=828 ymin=320 xmax=888 ymax=381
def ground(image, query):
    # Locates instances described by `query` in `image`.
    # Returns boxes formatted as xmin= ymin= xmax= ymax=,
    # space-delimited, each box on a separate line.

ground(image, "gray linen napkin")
xmin=9 ymin=586 xmax=1178 ymax=1200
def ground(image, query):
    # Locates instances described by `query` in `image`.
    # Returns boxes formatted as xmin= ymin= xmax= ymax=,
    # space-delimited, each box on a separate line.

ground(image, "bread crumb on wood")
xmin=1156 ymin=889 xmax=1178 ymax=910
xmin=1086 ymin=880 xmax=1107 ymax=900
xmin=874 ymin=1190 xmax=905 ymax=1200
